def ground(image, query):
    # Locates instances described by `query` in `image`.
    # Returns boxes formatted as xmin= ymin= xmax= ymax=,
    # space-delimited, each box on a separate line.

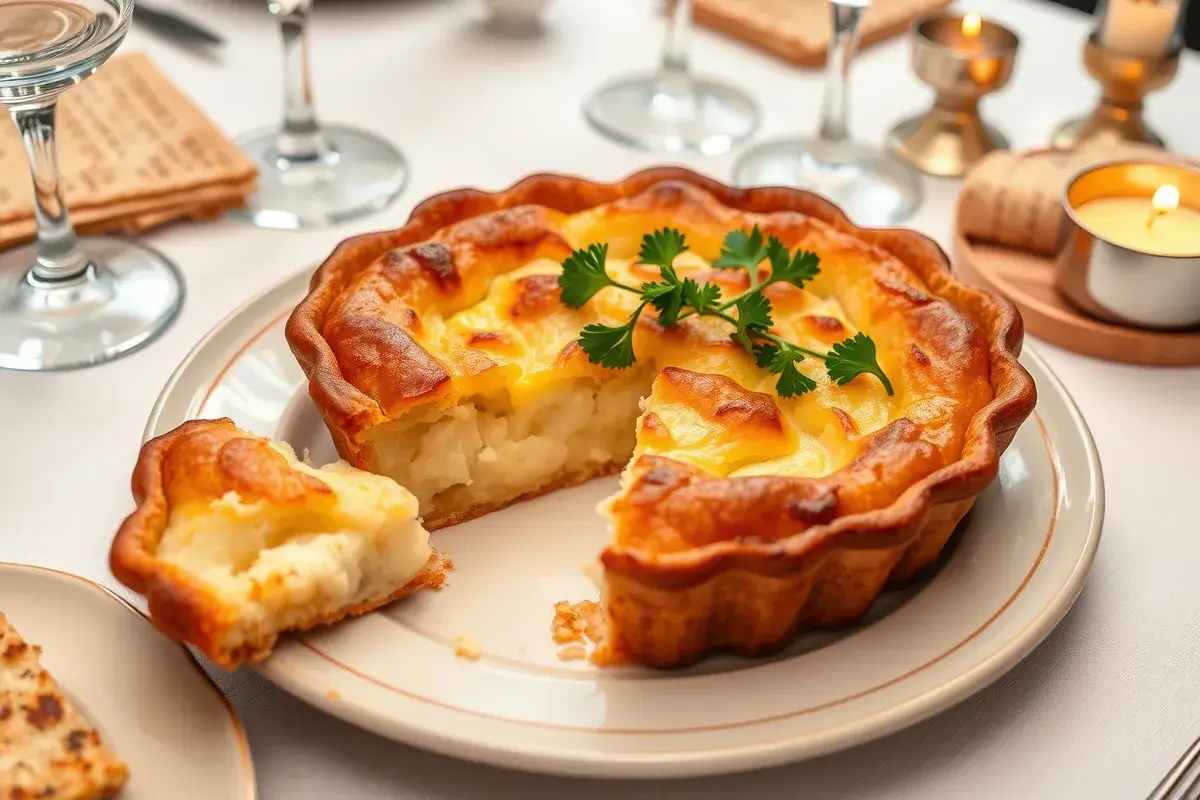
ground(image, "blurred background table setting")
xmin=0 ymin=0 xmax=1198 ymax=797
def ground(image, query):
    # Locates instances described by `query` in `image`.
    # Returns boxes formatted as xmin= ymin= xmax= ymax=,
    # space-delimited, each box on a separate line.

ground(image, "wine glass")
xmin=232 ymin=0 xmax=408 ymax=229
xmin=0 ymin=0 xmax=184 ymax=372
xmin=732 ymin=0 xmax=923 ymax=226
xmin=582 ymin=0 xmax=759 ymax=155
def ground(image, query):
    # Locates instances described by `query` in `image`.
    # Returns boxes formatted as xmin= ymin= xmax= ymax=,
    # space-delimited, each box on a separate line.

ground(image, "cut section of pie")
xmin=282 ymin=168 xmax=1036 ymax=667
xmin=0 ymin=613 xmax=129 ymax=800
xmin=110 ymin=418 xmax=447 ymax=668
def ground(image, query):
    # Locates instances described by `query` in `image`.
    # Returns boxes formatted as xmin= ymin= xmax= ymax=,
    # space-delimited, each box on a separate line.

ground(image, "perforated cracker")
xmin=0 ymin=52 xmax=256 ymax=247
xmin=693 ymin=0 xmax=954 ymax=67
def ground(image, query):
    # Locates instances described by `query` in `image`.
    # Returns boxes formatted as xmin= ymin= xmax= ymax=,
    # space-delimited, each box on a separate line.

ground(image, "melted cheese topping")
xmin=427 ymin=246 xmax=896 ymax=481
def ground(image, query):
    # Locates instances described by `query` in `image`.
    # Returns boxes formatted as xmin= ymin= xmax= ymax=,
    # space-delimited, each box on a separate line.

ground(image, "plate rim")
xmin=143 ymin=267 xmax=315 ymax=444
xmin=142 ymin=268 xmax=1105 ymax=778
xmin=0 ymin=561 xmax=259 ymax=798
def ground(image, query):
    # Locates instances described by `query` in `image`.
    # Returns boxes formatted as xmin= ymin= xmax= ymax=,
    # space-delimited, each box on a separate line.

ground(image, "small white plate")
xmin=0 ymin=563 xmax=257 ymax=798
xmin=147 ymin=269 xmax=1104 ymax=779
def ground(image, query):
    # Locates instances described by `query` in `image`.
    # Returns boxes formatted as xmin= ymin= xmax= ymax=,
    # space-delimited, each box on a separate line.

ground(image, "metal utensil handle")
xmin=1149 ymin=733 xmax=1200 ymax=800
xmin=133 ymin=4 xmax=224 ymax=45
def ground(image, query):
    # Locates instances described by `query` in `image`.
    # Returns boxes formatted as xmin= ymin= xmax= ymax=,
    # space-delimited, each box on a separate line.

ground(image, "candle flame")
xmin=1152 ymin=184 xmax=1180 ymax=214
xmin=962 ymin=12 xmax=982 ymax=38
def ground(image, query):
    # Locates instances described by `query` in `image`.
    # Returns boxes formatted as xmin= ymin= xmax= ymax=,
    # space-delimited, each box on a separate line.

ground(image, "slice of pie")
xmin=110 ymin=418 xmax=447 ymax=668
xmin=282 ymin=168 xmax=1035 ymax=667
xmin=0 ymin=613 xmax=129 ymax=800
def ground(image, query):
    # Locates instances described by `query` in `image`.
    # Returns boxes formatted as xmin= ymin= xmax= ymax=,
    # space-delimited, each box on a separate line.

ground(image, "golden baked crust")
xmin=0 ymin=613 xmax=129 ymax=800
xmin=110 ymin=418 xmax=448 ymax=669
xmin=287 ymin=167 xmax=1036 ymax=667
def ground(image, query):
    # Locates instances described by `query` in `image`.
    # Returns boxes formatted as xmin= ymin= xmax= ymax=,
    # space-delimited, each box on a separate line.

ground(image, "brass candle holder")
xmin=887 ymin=13 xmax=1019 ymax=178
xmin=1050 ymin=36 xmax=1180 ymax=150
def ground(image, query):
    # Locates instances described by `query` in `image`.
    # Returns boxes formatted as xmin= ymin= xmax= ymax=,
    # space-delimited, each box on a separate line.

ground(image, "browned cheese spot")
xmin=25 ymin=693 xmax=63 ymax=730
xmin=507 ymin=274 xmax=565 ymax=320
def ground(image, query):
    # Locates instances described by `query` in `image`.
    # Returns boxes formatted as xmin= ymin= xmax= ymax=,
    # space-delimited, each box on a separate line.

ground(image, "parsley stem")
xmin=713 ymin=310 xmax=740 ymax=328
xmin=672 ymin=305 xmax=737 ymax=326
xmin=714 ymin=274 xmax=782 ymax=312
xmin=762 ymin=331 xmax=827 ymax=362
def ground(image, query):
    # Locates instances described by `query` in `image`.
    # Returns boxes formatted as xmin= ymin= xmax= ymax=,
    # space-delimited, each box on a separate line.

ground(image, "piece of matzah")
xmin=0 ymin=613 xmax=129 ymax=800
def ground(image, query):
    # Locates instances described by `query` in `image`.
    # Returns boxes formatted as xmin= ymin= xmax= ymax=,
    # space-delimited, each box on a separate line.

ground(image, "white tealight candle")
xmin=1101 ymin=0 xmax=1182 ymax=58
xmin=1073 ymin=185 xmax=1200 ymax=257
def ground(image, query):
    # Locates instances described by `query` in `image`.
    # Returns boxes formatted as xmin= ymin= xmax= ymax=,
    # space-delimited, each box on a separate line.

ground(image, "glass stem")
xmin=816 ymin=0 xmax=868 ymax=144
xmin=657 ymin=0 xmax=692 ymax=79
xmin=11 ymin=103 xmax=89 ymax=284
xmin=271 ymin=0 xmax=327 ymax=161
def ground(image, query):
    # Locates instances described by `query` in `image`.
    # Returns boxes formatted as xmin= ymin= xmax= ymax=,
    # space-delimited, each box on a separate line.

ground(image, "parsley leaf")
xmin=776 ymin=359 xmax=819 ymax=398
xmin=562 ymin=226 xmax=893 ymax=400
xmin=559 ymin=243 xmax=616 ymax=309
xmin=638 ymin=228 xmax=688 ymax=280
xmin=825 ymin=332 xmax=895 ymax=395
xmin=713 ymin=226 xmax=768 ymax=272
xmin=682 ymin=279 xmax=721 ymax=314
xmin=753 ymin=342 xmax=779 ymax=369
xmin=766 ymin=237 xmax=821 ymax=289
xmin=754 ymin=341 xmax=817 ymax=397
xmin=731 ymin=292 xmax=773 ymax=353
xmin=579 ymin=320 xmax=639 ymax=369
xmin=643 ymin=281 xmax=685 ymax=327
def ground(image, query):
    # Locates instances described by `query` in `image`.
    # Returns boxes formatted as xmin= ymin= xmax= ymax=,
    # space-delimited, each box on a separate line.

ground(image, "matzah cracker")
xmin=0 ymin=613 xmax=128 ymax=800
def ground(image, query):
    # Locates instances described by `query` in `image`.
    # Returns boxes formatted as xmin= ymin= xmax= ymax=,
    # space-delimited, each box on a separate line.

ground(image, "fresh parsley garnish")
xmin=557 ymin=227 xmax=893 ymax=398
xmin=642 ymin=281 xmax=685 ymax=327
xmin=731 ymin=292 xmax=772 ymax=352
xmin=713 ymin=226 xmax=768 ymax=273
xmin=682 ymin=278 xmax=721 ymax=314
xmin=579 ymin=319 xmax=639 ymax=369
xmin=752 ymin=341 xmax=820 ymax=397
xmin=825 ymin=332 xmax=894 ymax=396
xmin=638 ymin=227 xmax=688 ymax=279
xmin=766 ymin=236 xmax=821 ymax=288
xmin=558 ymin=242 xmax=642 ymax=309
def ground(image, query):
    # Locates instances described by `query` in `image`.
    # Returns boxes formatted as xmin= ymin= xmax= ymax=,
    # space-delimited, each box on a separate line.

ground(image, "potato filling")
xmin=364 ymin=374 xmax=653 ymax=523
xmin=157 ymin=455 xmax=432 ymax=653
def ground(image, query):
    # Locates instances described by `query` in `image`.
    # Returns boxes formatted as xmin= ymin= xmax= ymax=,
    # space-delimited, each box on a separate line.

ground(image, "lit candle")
xmin=1148 ymin=184 xmax=1180 ymax=229
xmin=1101 ymin=0 xmax=1182 ymax=58
xmin=1059 ymin=161 xmax=1200 ymax=329
xmin=959 ymin=12 xmax=983 ymax=52
xmin=1073 ymin=184 xmax=1200 ymax=256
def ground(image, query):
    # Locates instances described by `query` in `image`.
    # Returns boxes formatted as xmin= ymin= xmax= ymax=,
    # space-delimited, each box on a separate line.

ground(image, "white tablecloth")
xmin=2 ymin=0 xmax=1199 ymax=796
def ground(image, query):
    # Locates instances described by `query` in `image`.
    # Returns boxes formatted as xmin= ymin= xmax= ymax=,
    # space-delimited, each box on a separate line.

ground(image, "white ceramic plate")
xmin=0 ymin=563 xmax=257 ymax=798
xmin=146 ymin=269 xmax=1104 ymax=779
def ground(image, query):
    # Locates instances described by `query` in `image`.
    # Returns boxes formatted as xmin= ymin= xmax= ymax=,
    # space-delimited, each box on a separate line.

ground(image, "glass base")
xmin=732 ymin=136 xmax=924 ymax=227
xmin=0 ymin=237 xmax=185 ymax=372
xmin=582 ymin=72 xmax=760 ymax=155
xmin=231 ymin=123 xmax=409 ymax=230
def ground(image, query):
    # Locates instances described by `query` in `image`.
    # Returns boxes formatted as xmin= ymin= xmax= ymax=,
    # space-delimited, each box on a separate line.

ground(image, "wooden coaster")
xmin=693 ymin=0 xmax=953 ymax=67
xmin=953 ymin=219 xmax=1200 ymax=367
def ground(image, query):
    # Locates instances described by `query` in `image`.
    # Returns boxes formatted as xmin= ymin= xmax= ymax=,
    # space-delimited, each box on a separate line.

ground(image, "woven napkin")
xmin=692 ymin=0 xmax=954 ymax=67
xmin=0 ymin=52 xmax=257 ymax=248
xmin=958 ymin=141 xmax=1200 ymax=256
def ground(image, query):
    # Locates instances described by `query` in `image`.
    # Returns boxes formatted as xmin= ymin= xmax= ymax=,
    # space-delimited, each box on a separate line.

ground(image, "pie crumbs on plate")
xmin=452 ymin=636 xmax=482 ymax=661
xmin=0 ymin=613 xmax=129 ymax=800
xmin=551 ymin=600 xmax=607 ymax=662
